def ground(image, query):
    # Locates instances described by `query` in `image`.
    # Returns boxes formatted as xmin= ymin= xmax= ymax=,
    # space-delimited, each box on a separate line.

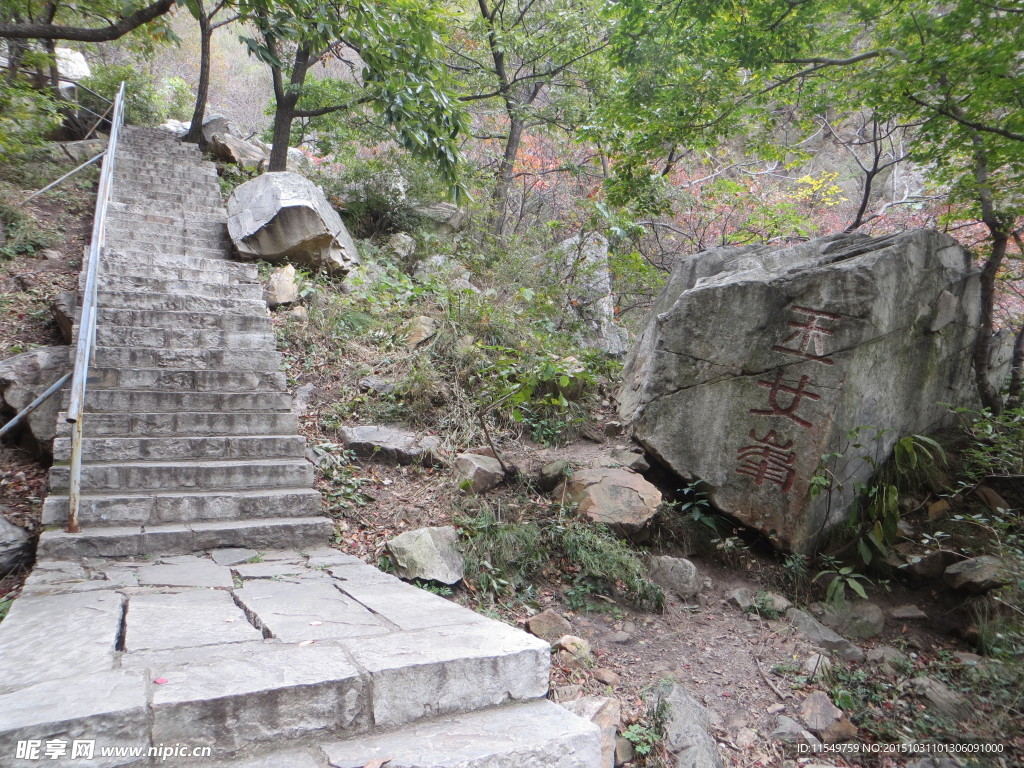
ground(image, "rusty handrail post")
xmin=65 ymin=80 xmax=126 ymax=534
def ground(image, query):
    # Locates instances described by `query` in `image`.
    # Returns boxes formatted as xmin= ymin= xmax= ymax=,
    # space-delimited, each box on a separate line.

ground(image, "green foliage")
xmin=0 ymin=200 xmax=57 ymax=260
xmin=955 ymin=405 xmax=1024 ymax=481
xmin=0 ymin=79 xmax=60 ymax=161
xmin=457 ymin=499 xmax=664 ymax=610
xmin=0 ymin=597 xmax=11 ymax=624
xmin=81 ymin=64 xmax=189 ymax=127
xmin=813 ymin=556 xmax=871 ymax=605
xmin=308 ymin=442 xmax=369 ymax=511
xmin=622 ymin=722 xmax=659 ymax=756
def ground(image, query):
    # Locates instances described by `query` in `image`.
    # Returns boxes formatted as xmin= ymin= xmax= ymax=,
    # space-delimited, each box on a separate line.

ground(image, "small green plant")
xmin=0 ymin=597 xmax=12 ymax=624
xmin=310 ymin=442 xmax=369 ymax=510
xmin=622 ymin=723 xmax=659 ymax=756
xmin=813 ymin=556 xmax=871 ymax=605
xmin=413 ymin=579 xmax=453 ymax=596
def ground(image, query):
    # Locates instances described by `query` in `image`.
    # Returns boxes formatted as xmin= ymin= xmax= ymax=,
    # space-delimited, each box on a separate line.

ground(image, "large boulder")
xmin=619 ymin=230 xmax=992 ymax=552
xmin=556 ymin=234 xmax=629 ymax=356
xmin=227 ymin=172 xmax=360 ymax=276
xmin=0 ymin=346 xmax=70 ymax=458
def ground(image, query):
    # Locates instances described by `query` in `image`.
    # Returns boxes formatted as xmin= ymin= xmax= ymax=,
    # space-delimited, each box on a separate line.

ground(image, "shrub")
xmin=81 ymin=64 xmax=190 ymax=127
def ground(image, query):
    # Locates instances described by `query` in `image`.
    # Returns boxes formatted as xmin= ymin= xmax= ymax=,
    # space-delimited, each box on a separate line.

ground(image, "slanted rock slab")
xmin=454 ymin=452 xmax=505 ymax=493
xmin=811 ymin=600 xmax=885 ymax=640
xmin=386 ymin=526 xmax=465 ymax=585
xmin=943 ymin=555 xmax=1010 ymax=592
xmin=656 ymin=682 xmax=725 ymax=768
xmin=786 ymin=607 xmax=865 ymax=662
xmin=340 ymin=425 xmax=442 ymax=465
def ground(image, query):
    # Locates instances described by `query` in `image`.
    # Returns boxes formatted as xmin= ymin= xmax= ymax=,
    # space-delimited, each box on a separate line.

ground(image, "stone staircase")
xmin=39 ymin=126 xmax=331 ymax=558
xmin=0 ymin=126 xmax=602 ymax=766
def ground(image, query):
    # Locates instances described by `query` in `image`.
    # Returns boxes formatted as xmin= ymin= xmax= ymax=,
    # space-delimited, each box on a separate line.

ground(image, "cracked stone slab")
xmin=324 ymin=700 xmax=602 ymax=768
xmin=328 ymin=562 xmax=403 ymax=586
xmin=338 ymin=582 xmax=489 ymax=631
xmin=305 ymin=548 xmax=363 ymax=569
xmin=233 ymin=561 xmax=306 ymax=579
xmin=0 ymin=590 xmax=123 ymax=691
xmin=234 ymin=579 xmax=389 ymax=642
xmin=211 ymin=547 xmax=259 ymax=566
xmin=0 ymin=670 xmax=148 ymax=768
xmin=125 ymin=589 xmax=263 ymax=652
xmin=144 ymin=642 xmax=368 ymax=754
xmin=136 ymin=560 xmax=234 ymax=588
xmin=345 ymin=621 xmax=550 ymax=728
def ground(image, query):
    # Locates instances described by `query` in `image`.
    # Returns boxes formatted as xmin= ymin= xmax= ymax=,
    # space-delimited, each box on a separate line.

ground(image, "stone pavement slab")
xmin=234 ymin=580 xmax=388 ymax=642
xmin=0 ymin=590 xmax=123 ymax=690
xmin=125 ymin=589 xmax=263 ymax=651
xmin=142 ymin=642 xmax=368 ymax=754
xmin=211 ymin=547 xmax=258 ymax=566
xmin=338 ymin=581 xmax=489 ymax=631
xmin=216 ymin=748 xmax=323 ymax=768
xmin=323 ymin=700 xmax=602 ymax=768
xmin=0 ymin=670 xmax=148 ymax=768
xmin=137 ymin=560 xmax=234 ymax=587
xmin=328 ymin=562 xmax=405 ymax=586
xmin=233 ymin=561 xmax=306 ymax=579
xmin=347 ymin=621 xmax=550 ymax=728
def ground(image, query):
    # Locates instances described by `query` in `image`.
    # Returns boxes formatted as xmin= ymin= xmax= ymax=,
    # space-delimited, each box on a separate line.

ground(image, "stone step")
xmin=49 ymin=457 xmax=314 ymax=493
xmin=105 ymin=212 xmax=228 ymax=237
xmin=111 ymin=186 xmax=222 ymax=206
xmin=88 ymin=366 xmax=285 ymax=392
xmin=104 ymin=241 xmax=229 ymax=260
xmin=105 ymin=221 xmax=230 ymax=242
xmin=95 ymin=307 xmax=269 ymax=332
xmin=106 ymin=200 xmax=227 ymax=225
xmin=61 ymin=389 xmax=291 ymax=414
xmin=104 ymin=232 xmax=231 ymax=255
xmin=114 ymin=164 xmax=218 ymax=181
xmin=55 ymin=410 xmax=299 ymax=437
xmin=41 ymin=486 xmax=321 ymax=527
xmin=52 ymin=434 xmax=306 ymax=463
xmin=321 ymin=700 xmax=601 ymax=768
xmin=95 ymin=259 xmax=245 ymax=285
xmin=35 ymin=516 xmax=334 ymax=558
xmin=102 ymin=249 xmax=247 ymax=275
xmin=115 ymin=149 xmax=209 ymax=166
xmin=94 ymin=275 xmax=258 ymax=302
xmin=93 ymin=326 xmax=273 ymax=351
xmin=0 ymin=580 xmax=551 ymax=760
xmin=95 ymin=288 xmax=265 ymax=314
xmin=90 ymin=346 xmax=280 ymax=371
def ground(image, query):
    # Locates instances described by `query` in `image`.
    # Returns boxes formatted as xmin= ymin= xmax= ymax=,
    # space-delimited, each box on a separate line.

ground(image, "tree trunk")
xmin=1006 ymin=321 xmax=1024 ymax=409
xmin=973 ymin=229 xmax=1007 ymax=414
xmin=184 ymin=10 xmax=212 ymax=146
xmin=267 ymin=45 xmax=311 ymax=172
xmin=492 ymin=115 xmax=524 ymax=236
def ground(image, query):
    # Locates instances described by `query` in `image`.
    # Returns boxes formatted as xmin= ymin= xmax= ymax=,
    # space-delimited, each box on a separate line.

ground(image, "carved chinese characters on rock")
xmin=735 ymin=306 xmax=841 ymax=493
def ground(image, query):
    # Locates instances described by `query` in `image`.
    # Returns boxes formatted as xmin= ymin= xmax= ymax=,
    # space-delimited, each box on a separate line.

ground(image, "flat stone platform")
xmin=0 ymin=548 xmax=599 ymax=767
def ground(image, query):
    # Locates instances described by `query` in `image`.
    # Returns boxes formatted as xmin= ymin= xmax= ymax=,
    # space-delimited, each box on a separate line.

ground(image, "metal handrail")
xmin=19 ymin=150 xmax=106 ymax=207
xmin=0 ymin=372 xmax=71 ymax=439
xmin=65 ymin=80 xmax=126 ymax=534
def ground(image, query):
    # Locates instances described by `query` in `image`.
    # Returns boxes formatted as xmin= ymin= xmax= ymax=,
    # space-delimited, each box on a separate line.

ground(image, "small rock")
xmin=265 ymin=263 xmax=300 ymax=307
xmin=386 ymin=232 xmax=416 ymax=260
xmin=454 ymin=453 xmax=504 ymax=493
xmin=786 ymin=608 xmax=865 ymax=662
xmin=525 ymin=609 xmax=572 ymax=643
xmin=608 ymin=447 xmax=649 ymax=473
xmin=727 ymin=587 xmax=790 ymax=614
xmin=766 ymin=703 xmax=786 ymax=715
xmin=735 ymin=727 xmax=758 ymax=749
xmin=593 ymin=668 xmax=621 ymax=686
xmin=891 ymin=603 xmax=928 ymax=620
xmin=340 ymin=425 xmax=442 ymax=465
xmin=901 ymin=548 xmax=958 ymax=581
xmin=39 ymin=249 xmax=63 ymax=261
xmin=943 ymin=555 xmax=1010 ymax=593
xmin=614 ymin=734 xmax=635 ymax=765
xmin=558 ymin=467 xmax=661 ymax=542
xmin=386 ymin=526 xmax=464 ymax=585
xmin=801 ymin=653 xmax=833 ymax=683
xmin=403 ymin=315 xmax=437 ymax=348
xmin=800 ymin=691 xmax=857 ymax=743
xmin=607 ymin=631 xmax=632 ymax=644
xmin=771 ymin=715 xmax=820 ymax=748
xmin=656 ymin=683 xmax=725 ymax=768
xmin=953 ymin=651 xmax=982 ymax=666
xmin=357 ymin=375 xmax=395 ymax=395
xmin=910 ymin=676 xmax=969 ymax=720
xmin=604 ymin=421 xmax=625 ymax=437
xmin=285 ymin=305 xmax=308 ymax=321
xmin=555 ymin=635 xmax=592 ymax=659
xmin=50 ymin=291 xmax=76 ymax=344
xmin=553 ymin=684 xmax=584 ymax=702
xmin=290 ymin=383 xmax=319 ymax=417
xmin=865 ymin=645 xmax=911 ymax=674
xmin=0 ymin=517 xmax=32 ymax=576
xmin=648 ymin=556 xmax=702 ymax=599
xmin=536 ymin=459 xmax=571 ymax=492
xmin=811 ymin=600 xmax=885 ymax=640
xmin=561 ymin=696 xmax=619 ymax=768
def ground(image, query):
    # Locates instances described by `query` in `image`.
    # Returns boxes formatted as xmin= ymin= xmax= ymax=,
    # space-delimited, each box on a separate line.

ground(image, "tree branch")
xmin=0 ymin=0 xmax=175 ymax=41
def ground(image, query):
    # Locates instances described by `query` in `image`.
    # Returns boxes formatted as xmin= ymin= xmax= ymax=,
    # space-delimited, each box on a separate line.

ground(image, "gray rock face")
xmin=786 ymin=607 xmax=865 ymax=662
xmin=656 ymin=682 xmax=725 ymax=768
xmin=339 ymin=425 xmax=442 ymax=466
xmin=0 ymin=346 xmax=70 ymax=457
xmin=943 ymin=555 xmax=1009 ymax=592
xmin=811 ymin=600 xmax=885 ymax=640
xmin=264 ymin=264 xmax=299 ymax=307
xmin=648 ymin=556 xmax=702 ymax=599
xmin=556 ymin=234 xmax=629 ymax=356
xmin=619 ymin=230 xmax=986 ymax=552
xmin=386 ymin=526 xmax=465 ymax=584
xmin=209 ymin=133 xmax=266 ymax=171
xmin=0 ymin=517 xmax=32 ymax=576
xmin=558 ymin=467 xmax=661 ymax=541
xmin=227 ymin=172 xmax=360 ymax=276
